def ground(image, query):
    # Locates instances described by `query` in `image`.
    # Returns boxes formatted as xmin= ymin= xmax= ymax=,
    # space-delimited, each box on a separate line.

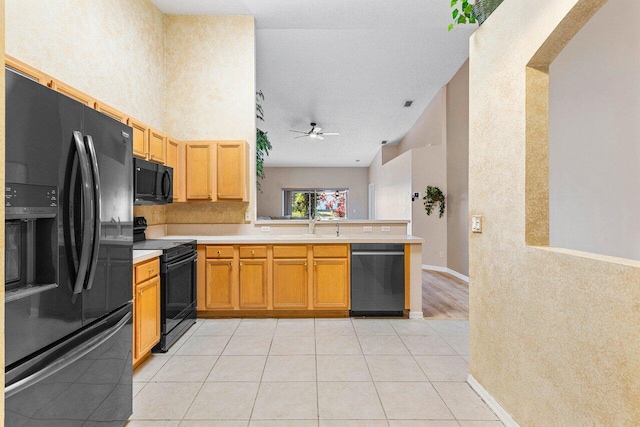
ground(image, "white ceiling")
xmin=150 ymin=0 xmax=475 ymax=167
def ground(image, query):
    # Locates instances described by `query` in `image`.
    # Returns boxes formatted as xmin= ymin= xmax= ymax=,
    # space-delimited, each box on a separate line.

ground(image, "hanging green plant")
xmin=423 ymin=186 xmax=446 ymax=218
xmin=256 ymin=90 xmax=272 ymax=193
xmin=448 ymin=0 xmax=504 ymax=31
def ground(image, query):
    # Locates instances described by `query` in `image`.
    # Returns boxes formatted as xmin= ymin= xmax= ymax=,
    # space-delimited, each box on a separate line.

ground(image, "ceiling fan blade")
xmin=289 ymin=130 xmax=308 ymax=134
xmin=316 ymin=135 xmax=325 ymax=141
xmin=322 ymin=133 xmax=340 ymax=136
xmin=294 ymin=135 xmax=309 ymax=139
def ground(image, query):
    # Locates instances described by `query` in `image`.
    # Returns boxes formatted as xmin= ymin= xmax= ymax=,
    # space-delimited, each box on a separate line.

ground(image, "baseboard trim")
xmin=467 ymin=374 xmax=520 ymax=427
xmin=409 ymin=311 xmax=424 ymax=319
xmin=422 ymin=264 xmax=469 ymax=283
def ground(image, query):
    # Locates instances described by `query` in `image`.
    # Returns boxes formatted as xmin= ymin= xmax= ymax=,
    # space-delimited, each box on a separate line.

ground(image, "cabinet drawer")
xmin=313 ymin=245 xmax=349 ymax=258
xmin=134 ymin=258 xmax=160 ymax=285
xmin=239 ymin=246 xmax=267 ymax=259
xmin=273 ymin=245 xmax=308 ymax=259
xmin=206 ymin=246 xmax=234 ymax=259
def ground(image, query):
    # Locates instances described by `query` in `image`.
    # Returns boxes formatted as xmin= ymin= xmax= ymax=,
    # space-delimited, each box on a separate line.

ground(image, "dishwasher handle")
xmin=351 ymin=251 xmax=405 ymax=256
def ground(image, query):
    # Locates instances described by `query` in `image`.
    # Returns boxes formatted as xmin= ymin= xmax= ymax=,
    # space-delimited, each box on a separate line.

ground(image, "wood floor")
xmin=422 ymin=270 xmax=469 ymax=319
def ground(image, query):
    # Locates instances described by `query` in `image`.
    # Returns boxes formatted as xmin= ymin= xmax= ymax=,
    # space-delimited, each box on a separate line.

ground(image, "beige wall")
xmin=549 ymin=0 xmax=640 ymax=260
xmin=257 ymin=167 xmax=369 ymax=219
xmin=164 ymin=15 xmax=256 ymax=218
xmin=469 ymin=0 xmax=640 ymax=425
xmin=6 ymin=0 xmax=166 ymax=130
xmin=446 ymin=61 xmax=470 ymax=276
xmin=397 ymin=87 xmax=446 ymax=155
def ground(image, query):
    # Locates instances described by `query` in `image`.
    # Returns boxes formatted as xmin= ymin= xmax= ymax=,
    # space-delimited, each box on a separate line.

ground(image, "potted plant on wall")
xmin=423 ymin=186 xmax=446 ymax=218
xmin=256 ymin=90 xmax=272 ymax=192
xmin=448 ymin=0 xmax=504 ymax=31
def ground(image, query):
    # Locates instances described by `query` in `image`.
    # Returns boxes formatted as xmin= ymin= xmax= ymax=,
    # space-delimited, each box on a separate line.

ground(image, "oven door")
xmin=161 ymin=251 xmax=197 ymax=334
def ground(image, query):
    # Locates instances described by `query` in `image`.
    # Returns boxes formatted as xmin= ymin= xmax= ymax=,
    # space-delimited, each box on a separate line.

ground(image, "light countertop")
xmin=133 ymin=250 xmax=163 ymax=264
xmin=154 ymin=234 xmax=424 ymax=245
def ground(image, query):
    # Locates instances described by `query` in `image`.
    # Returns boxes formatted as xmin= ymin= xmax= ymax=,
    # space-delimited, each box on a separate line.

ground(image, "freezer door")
xmin=5 ymin=303 xmax=133 ymax=426
xmin=5 ymin=69 xmax=84 ymax=366
xmin=82 ymin=107 xmax=133 ymax=324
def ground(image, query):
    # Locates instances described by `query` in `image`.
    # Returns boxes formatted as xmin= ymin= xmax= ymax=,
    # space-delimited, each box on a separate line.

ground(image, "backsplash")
xmin=165 ymin=203 xmax=249 ymax=224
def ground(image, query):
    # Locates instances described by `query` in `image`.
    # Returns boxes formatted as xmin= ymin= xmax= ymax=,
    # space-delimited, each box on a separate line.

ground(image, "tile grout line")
xmin=354 ymin=318 xmax=391 ymax=423
xmin=247 ymin=317 xmax=276 ymax=422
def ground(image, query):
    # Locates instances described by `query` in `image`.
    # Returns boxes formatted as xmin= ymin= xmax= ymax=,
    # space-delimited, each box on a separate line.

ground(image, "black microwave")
xmin=134 ymin=158 xmax=173 ymax=205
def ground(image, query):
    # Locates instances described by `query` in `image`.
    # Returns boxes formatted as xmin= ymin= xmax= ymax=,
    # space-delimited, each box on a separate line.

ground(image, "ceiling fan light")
xmin=309 ymin=133 xmax=317 ymax=138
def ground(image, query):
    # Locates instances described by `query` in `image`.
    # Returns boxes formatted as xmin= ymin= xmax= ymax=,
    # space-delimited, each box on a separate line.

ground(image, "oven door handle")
xmin=163 ymin=252 xmax=198 ymax=272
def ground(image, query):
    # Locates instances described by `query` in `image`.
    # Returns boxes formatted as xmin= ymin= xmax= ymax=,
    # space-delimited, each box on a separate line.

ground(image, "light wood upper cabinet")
xmin=239 ymin=259 xmax=268 ymax=309
xmin=216 ymin=141 xmax=248 ymax=201
xmin=272 ymin=259 xmax=309 ymax=309
xmin=127 ymin=117 xmax=148 ymax=160
xmin=313 ymin=258 xmax=349 ymax=309
xmin=186 ymin=142 xmax=212 ymax=201
xmin=50 ymin=79 xmax=95 ymax=106
xmin=148 ymin=128 xmax=166 ymax=164
xmin=5 ymin=55 xmax=51 ymax=85
xmin=94 ymin=102 xmax=127 ymax=123
xmin=166 ymin=138 xmax=181 ymax=201
xmin=205 ymin=259 xmax=235 ymax=309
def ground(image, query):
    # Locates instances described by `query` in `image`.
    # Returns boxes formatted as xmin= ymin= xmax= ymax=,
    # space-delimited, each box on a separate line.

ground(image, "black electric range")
xmin=133 ymin=217 xmax=197 ymax=352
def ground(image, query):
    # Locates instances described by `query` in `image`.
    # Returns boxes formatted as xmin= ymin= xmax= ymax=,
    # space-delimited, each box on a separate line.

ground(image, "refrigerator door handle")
xmin=72 ymin=131 xmax=95 ymax=295
xmin=83 ymin=134 xmax=101 ymax=290
xmin=5 ymin=310 xmax=132 ymax=399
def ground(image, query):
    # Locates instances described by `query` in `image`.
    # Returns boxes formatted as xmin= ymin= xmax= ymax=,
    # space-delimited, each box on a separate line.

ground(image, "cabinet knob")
xmin=304 ymin=261 xmax=307 ymax=266
xmin=149 ymin=268 xmax=154 ymax=273
xmin=239 ymin=262 xmax=243 ymax=267
xmin=229 ymin=262 xmax=233 ymax=268
xmin=314 ymin=262 xmax=317 ymax=266
xmin=217 ymin=250 xmax=221 ymax=255
xmin=251 ymin=250 xmax=254 ymax=255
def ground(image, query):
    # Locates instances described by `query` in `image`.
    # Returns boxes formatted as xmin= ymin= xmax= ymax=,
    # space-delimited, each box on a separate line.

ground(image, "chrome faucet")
xmin=309 ymin=216 xmax=318 ymax=234
xmin=336 ymin=221 xmax=340 ymax=237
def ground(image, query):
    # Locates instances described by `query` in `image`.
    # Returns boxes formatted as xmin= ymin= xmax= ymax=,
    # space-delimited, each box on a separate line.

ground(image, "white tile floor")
xmin=127 ymin=318 xmax=503 ymax=427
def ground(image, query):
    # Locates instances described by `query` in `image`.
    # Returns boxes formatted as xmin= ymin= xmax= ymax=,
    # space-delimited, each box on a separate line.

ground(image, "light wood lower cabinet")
xmin=272 ymin=259 xmax=309 ymax=309
xmin=313 ymin=258 xmax=349 ymax=309
xmin=239 ymin=259 xmax=268 ymax=309
xmin=205 ymin=259 xmax=235 ymax=309
xmin=200 ymin=244 xmax=351 ymax=315
xmin=133 ymin=257 xmax=160 ymax=367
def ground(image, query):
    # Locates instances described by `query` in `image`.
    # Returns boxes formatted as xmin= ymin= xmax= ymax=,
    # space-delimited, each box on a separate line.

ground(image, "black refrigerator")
xmin=5 ymin=69 xmax=133 ymax=426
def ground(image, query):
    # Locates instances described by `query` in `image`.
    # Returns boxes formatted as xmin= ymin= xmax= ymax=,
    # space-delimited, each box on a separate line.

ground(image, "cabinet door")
xmin=127 ymin=118 xmax=148 ymax=159
xmin=50 ymin=79 xmax=94 ymax=106
xmin=205 ymin=259 xmax=235 ymax=309
xmin=217 ymin=142 xmax=246 ymax=200
xmin=166 ymin=138 xmax=181 ymax=201
xmin=94 ymin=102 xmax=127 ymax=123
xmin=135 ymin=276 xmax=160 ymax=360
xmin=148 ymin=128 xmax=166 ymax=164
xmin=272 ymin=259 xmax=308 ymax=309
xmin=186 ymin=143 xmax=212 ymax=200
xmin=313 ymin=258 xmax=349 ymax=309
xmin=5 ymin=55 xmax=50 ymax=85
xmin=239 ymin=259 xmax=268 ymax=309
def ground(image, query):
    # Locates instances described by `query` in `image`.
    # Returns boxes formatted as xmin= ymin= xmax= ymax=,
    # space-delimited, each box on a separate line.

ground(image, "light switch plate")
xmin=472 ymin=215 xmax=483 ymax=233
xmin=245 ymin=211 xmax=252 ymax=221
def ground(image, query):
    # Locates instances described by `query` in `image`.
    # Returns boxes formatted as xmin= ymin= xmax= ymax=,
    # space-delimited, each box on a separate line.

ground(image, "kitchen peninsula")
xmin=133 ymin=221 xmax=424 ymax=320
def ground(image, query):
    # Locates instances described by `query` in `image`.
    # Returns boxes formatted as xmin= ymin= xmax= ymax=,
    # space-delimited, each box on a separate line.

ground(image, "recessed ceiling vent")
xmin=381 ymin=140 xmax=388 ymax=145
xmin=403 ymin=100 xmax=414 ymax=108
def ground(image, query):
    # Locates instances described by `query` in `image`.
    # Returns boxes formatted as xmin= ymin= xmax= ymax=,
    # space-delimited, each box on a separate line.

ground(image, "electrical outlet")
xmin=439 ymin=251 xmax=444 ymax=258
xmin=261 ymin=226 xmax=271 ymax=233
xmin=363 ymin=226 xmax=373 ymax=233
xmin=381 ymin=226 xmax=391 ymax=232
xmin=245 ymin=211 xmax=252 ymax=221
xmin=472 ymin=215 xmax=483 ymax=233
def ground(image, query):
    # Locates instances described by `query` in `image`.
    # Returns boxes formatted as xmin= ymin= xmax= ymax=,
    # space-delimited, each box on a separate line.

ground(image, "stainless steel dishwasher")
xmin=350 ymin=243 xmax=405 ymax=317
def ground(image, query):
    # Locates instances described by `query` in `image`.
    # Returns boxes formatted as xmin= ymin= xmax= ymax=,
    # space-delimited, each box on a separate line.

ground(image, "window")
xmin=283 ymin=189 xmax=348 ymax=219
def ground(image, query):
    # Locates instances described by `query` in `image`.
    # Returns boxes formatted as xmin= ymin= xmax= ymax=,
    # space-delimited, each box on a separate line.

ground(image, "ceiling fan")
xmin=289 ymin=122 xmax=340 ymax=140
